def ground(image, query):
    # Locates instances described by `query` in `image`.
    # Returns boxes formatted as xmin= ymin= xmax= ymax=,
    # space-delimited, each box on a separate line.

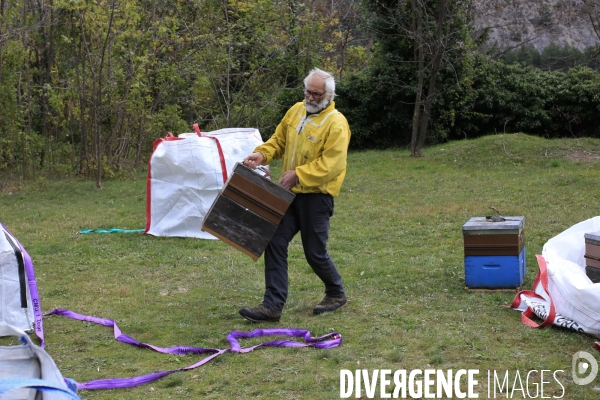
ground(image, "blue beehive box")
xmin=463 ymin=216 xmax=526 ymax=289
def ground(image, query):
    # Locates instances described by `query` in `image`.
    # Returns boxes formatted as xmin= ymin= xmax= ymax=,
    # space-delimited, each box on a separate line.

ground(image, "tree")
xmin=583 ymin=0 xmax=600 ymax=41
xmin=360 ymin=0 xmax=474 ymax=155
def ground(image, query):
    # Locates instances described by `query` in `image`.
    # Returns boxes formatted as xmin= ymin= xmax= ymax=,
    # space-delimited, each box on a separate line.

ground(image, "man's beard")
xmin=305 ymin=96 xmax=330 ymax=114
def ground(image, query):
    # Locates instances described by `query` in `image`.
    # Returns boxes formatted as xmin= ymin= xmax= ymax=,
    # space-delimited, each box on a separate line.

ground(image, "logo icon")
xmin=572 ymin=351 xmax=598 ymax=385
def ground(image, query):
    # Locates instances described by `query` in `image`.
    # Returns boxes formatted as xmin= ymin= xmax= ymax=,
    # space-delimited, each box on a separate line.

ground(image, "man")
xmin=239 ymin=68 xmax=351 ymax=322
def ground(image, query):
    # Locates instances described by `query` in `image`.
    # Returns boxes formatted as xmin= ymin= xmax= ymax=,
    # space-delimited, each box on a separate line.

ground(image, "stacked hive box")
xmin=202 ymin=162 xmax=295 ymax=261
xmin=584 ymin=232 xmax=600 ymax=283
xmin=462 ymin=216 xmax=526 ymax=290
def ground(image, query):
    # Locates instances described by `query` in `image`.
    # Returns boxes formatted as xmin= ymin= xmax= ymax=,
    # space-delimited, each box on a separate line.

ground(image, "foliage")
xmin=499 ymin=43 xmax=600 ymax=72
xmin=2 ymin=135 xmax=600 ymax=398
xmin=340 ymin=46 xmax=600 ymax=148
xmin=0 ymin=0 xmax=372 ymax=179
xmin=499 ymin=44 xmax=543 ymax=68
xmin=336 ymin=59 xmax=415 ymax=149
xmin=446 ymin=56 xmax=600 ymax=139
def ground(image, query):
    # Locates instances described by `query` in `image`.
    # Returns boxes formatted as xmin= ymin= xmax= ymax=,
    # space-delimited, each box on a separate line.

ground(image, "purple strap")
xmin=1 ymin=223 xmax=45 ymax=348
xmin=227 ymin=328 xmax=342 ymax=353
xmin=45 ymin=308 xmax=342 ymax=390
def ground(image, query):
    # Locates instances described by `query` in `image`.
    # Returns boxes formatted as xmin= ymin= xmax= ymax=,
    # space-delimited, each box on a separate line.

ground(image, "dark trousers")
xmin=263 ymin=193 xmax=345 ymax=312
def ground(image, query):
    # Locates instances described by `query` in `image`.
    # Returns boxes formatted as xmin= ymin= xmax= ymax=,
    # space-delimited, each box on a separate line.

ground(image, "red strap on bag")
xmin=190 ymin=123 xmax=227 ymax=182
xmin=206 ymin=135 xmax=227 ymax=183
xmin=192 ymin=123 xmax=227 ymax=182
xmin=193 ymin=123 xmax=202 ymax=136
xmin=509 ymin=254 xmax=556 ymax=328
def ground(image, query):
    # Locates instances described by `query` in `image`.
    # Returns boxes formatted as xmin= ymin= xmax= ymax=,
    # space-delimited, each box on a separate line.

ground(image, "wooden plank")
xmin=202 ymin=195 xmax=277 ymax=259
xmin=223 ymin=170 xmax=291 ymax=220
xmin=585 ymin=256 xmax=600 ymax=269
xmin=228 ymin=173 xmax=291 ymax=215
xmin=201 ymin=227 xmax=262 ymax=261
xmin=586 ymin=265 xmax=600 ymax=283
xmin=464 ymin=231 xmax=525 ymax=256
xmin=585 ymin=242 xmax=600 ymax=260
xmin=222 ymin=185 xmax=283 ymax=225
xmin=463 ymin=232 xmax=523 ymax=247
xmin=232 ymin=163 xmax=296 ymax=204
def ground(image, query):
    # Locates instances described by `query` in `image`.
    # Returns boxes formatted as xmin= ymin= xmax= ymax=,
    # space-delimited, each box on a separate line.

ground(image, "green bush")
xmin=448 ymin=56 xmax=600 ymax=139
xmin=339 ymin=53 xmax=600 ymax=149
xmin=337 ymin=65 xmax=414 ymax=149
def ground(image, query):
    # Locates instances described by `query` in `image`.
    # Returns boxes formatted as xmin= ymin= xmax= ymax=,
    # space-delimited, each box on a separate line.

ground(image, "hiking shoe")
xmin=313 ymin=295 xmax=347 ymax=315
xmin=239 ymin=304 xmax=281 ymax=322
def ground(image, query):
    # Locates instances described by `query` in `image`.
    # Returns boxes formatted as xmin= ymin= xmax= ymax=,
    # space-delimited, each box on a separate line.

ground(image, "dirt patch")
xmin=0 ymin=180 xmax=21 ymax=194
xmin=565 ymin=150 xmax=600 ymax=162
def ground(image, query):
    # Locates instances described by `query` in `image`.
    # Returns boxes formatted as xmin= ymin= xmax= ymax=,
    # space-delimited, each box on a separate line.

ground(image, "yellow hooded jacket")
xmin=254 ymin=100 xmax=351 ymax=197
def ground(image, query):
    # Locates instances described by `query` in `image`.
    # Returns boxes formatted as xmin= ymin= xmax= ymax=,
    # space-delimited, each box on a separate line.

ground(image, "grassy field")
xmin=1 ymin=133 xmax=600 ymax=399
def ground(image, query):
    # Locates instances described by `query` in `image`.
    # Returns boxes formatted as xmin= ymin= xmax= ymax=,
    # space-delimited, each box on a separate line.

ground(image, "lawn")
xmin=1 ymin=133 xmax=600 ymax=399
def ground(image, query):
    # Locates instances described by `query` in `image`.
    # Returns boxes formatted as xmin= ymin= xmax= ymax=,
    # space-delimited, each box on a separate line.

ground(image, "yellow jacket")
xmin=255 ymin=100 xmax=351 ymax=197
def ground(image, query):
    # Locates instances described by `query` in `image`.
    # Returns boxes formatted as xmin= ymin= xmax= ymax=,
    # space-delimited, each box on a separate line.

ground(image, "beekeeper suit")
xmin=239 ymin=68 xmax=351 ymax=322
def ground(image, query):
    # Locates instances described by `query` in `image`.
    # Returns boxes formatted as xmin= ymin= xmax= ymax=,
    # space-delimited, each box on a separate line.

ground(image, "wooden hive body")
xmin=202 ymin=163 xmax=295 ymax=261
xmin=584 ymin=232 xmax=600 ymax=283
xmin=462 ymin=216 xmax=526 ymax=290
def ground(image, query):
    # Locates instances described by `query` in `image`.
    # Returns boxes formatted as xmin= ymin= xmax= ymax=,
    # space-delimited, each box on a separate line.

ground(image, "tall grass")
xmin=1 ymin=133 xmax=600 ymax=399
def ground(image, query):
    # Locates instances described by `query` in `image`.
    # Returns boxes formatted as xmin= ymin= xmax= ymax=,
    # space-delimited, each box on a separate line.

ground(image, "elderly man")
xmin=240 ymin=68 xmax=351 ymax=322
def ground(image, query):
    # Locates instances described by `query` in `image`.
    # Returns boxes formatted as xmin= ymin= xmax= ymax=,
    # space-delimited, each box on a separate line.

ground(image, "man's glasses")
xmin=304 ymin=89 xmax=325 ymax=99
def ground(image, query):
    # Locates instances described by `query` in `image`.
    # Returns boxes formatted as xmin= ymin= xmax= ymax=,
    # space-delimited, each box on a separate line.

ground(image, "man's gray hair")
xmin=304 ymin=68 xmax=336 ymax=99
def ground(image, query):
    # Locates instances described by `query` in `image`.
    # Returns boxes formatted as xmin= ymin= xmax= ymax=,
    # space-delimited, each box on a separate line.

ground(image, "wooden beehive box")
xmin=462 ymin=216 xmax=526 ymax=290
xmin=202 ymin=162 xmax=295 ymax=261
xmin=584 ymin=232 xmax=600 ymax=283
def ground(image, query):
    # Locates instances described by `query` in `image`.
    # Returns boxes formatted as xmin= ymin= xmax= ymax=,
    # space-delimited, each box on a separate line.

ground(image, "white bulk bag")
xmin=510 ymin=216 xmax=600 ymax=339
xmin=0 ymin=224 xmax=35 ymax=332
xmin=0 ymin=323 xmax=79 ymax=400
xmin=145 ymin=126 xmax=265 ymax=239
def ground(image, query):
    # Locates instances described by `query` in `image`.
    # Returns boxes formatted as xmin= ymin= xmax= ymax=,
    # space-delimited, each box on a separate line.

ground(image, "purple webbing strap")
xmin=74 ymin=350 xmax=228 ymax=390
xmin=45 ymin=308 xmax=342 ymax=390
xmin=227 ymin=328 xmax=342 ymax=353
xmin=1 ymin=223 xmax=45 ymax=348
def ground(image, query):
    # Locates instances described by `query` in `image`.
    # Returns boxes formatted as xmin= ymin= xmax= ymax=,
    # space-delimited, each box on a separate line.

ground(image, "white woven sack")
xmin=0 ymin=323 xmax=79 ymax=400
xmin=0 ymin=225 xmax=34 ymax=332
xmin=511 ymin=216 xmax=600 ymax=338
xmin=145 ymin=127 xmax=265 ymax=239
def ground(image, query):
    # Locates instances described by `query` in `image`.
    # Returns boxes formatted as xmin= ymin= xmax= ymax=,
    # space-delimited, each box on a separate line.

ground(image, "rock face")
xmin=473 ymin=0 xmax=600 ymax=52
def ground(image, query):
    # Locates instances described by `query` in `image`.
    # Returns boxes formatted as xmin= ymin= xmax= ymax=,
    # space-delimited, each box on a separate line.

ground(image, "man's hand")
xmin=279 ymin=170 xmax=298 ymax=190
xmin=243 ymin=152 xmax=264 ymax=169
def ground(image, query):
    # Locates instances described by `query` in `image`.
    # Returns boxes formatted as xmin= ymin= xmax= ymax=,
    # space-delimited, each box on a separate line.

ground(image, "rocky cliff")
xmin=474 ymin=0 xmax=599 ymax=52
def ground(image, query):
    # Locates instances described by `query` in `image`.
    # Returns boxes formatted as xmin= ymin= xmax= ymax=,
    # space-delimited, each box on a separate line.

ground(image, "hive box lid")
xmin=462 ymin=216 xmax=524 ymax=235
xmin=584 ymin=232 xmax=600 ymax=246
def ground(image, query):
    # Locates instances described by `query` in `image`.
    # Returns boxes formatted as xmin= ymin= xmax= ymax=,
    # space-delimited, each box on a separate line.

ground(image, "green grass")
xmin=1 ymin=133 xmax=600 ymax=399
